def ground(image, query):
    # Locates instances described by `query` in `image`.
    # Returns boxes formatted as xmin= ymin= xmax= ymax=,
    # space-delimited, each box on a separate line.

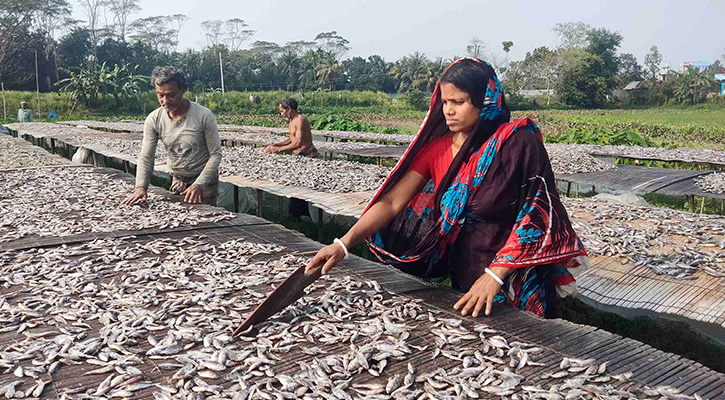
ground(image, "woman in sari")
xmin=305 ymin=58 xmax=588 ymax=318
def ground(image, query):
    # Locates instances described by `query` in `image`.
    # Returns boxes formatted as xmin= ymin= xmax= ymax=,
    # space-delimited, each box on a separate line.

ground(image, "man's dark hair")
xmin=151 ymin=66 xmax=187 ymax=90
xmin=280 ymin=98 xmax=298 ymax=110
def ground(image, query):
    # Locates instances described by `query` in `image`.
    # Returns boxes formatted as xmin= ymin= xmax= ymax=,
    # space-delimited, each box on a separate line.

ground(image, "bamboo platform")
xmin=558 ymin=165 xmax=725 ymax=200
xmin=1 ymin=216 xmax=724 ymax=398
xmin=6 ymin=124 xmax=725 ymax=345
xmin=577 ymin=255 xmax=725 ymax=341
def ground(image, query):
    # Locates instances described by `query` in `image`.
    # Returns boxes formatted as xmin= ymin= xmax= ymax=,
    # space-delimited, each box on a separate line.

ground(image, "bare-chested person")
xmin=263 ymin=98 xmax=318 ymax=158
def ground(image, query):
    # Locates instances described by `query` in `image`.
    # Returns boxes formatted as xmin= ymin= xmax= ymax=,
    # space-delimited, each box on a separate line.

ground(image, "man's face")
xmin=279 ymin=104 xmax=291 ymax=119
xmin=155 ymin=81 xmax=186 ymax=112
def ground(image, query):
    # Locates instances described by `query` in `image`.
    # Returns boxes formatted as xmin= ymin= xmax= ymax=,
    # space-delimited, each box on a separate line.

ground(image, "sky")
xmin=73 ymin=0 xmax=725 ymax=68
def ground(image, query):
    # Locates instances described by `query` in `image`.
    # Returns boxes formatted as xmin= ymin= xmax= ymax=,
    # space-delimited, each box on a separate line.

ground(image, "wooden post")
xmin=1 ymin=82 xmax=6 ymax=121
xmin=256 ymin=189 xmax=263 ymax=217
xmin=566 ymin=182 xmax=572 ymax=197
xmin=699 ymin=196 xmax=706 ymax=214
xmin=687 ymin=195 xmax=695 ymax=213
xmin=233 ymin=186 xmax=239 ymax=213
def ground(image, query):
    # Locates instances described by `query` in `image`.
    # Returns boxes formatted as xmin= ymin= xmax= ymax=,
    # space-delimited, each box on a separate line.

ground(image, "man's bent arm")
xmin=135 ymin=116 xmax=159 ymax=189
xmin=193 ymin=113 xmax=222 ymax=187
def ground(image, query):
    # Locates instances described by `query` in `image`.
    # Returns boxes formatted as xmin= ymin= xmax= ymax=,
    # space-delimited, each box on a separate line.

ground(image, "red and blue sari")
xmin=363 ymin=58 xmax=588 ymax=317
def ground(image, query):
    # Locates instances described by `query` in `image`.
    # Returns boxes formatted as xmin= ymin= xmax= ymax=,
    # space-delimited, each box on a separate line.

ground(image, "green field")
xmin=4 ymin=89 xmax=724 ymax=149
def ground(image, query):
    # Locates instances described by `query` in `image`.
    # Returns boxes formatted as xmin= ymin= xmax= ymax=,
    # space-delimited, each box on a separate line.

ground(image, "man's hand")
xmin=181 ymin=184 xmax=203 ymax=204
xmin=263 ymin=145 xmax=276 ymax=154
xmin=305 ymin=242 xmax=347 ymax=276
xmin=453 ymin=267 xmax=508 ymax=317
xmin=121 ymin=187 xmax=147 ymax=206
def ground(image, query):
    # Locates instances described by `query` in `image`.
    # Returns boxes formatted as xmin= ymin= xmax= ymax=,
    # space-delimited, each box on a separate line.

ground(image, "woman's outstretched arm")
xmin=305 ymin=170 xmax=428 ymax=275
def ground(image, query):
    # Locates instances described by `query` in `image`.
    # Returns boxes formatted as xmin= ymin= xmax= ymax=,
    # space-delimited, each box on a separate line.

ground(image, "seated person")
xmin=264 ymin=98 xmax=318 ymax=158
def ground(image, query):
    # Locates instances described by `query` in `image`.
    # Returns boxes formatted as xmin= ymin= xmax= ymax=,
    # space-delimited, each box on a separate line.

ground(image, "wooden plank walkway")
xmin=7 ymin=124 xmax=725 ymax=341
xmin=1 ymin=219 xmax=723 ymax=399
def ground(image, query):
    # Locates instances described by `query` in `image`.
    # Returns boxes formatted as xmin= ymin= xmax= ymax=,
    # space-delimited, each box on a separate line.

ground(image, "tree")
xmin=200 ymin=20 xmax=224 ymax=48
xmin=285 ymin=40 xmax=315 ymax=56
xmin=503 ymin=46 xmax=560 ymax=103
xmin=644 ymin=45 xmax=662 ymax=81
xmin=585 ymin=27 xmax=622 ymax=90
xmin=673 ymin=66 xmax=715 ymax=104
xmin=105 ymin=0 xmax=140 ymax=41
xmin=553 ymin=22 xmax=593 ymax=49
xmin=224 ymin=18 xmax=255 ymax=51
xmin=250 ymin=41 xmax=281 ymax=55
xmin=79 ymin=0 xmax=105 ymax=56
xmin=168 ymin=14 xmax=189 ymax=52
xmin=0 ymin=0 xmax=54 ymax=71
xmin=57 ymin=60 xmax=147 ymax=107
xmin=555 ymin=48 xmax=607 ymax=108
xmin=502 ymin=41 xmax=514 ymax=53
xmin=314 ymin=31 xmax=349 ymax=60
xmin=58 ymin=27 xmax=93 ymax=68
xmin=466 ymin=37 xmax=486 ymax=59
xmin=129 ymin=16 xmax=178 ymax=53
xmin=618 ymin=53 xmax=644 ymax=83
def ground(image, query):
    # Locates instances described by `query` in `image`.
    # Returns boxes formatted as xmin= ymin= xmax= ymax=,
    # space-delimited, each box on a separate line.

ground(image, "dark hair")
xmin=151 ymin=66 xmax=187 ymax=90
xmin=440 ymin=59 xmax=490 ymax=108
xmin=280 ymin=98 xmax=298 ymax=110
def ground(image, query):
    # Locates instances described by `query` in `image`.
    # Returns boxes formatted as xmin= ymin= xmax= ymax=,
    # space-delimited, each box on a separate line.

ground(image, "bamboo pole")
xmin=1 ymin=82 xmax=6 ymax=121
xmin=35 ymin=50 xmax=40 ymax=114
xmin=219 ymin=52 xmax=225 ymax=94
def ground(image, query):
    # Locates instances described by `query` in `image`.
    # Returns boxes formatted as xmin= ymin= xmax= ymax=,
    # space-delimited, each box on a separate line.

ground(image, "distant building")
xmin=518 ymin=89 xmax=554 ymax=98
xmin=680 ymin=61 xmax=713 ymax=72
xmin=716 ymin=74 xmax=725 ymax=96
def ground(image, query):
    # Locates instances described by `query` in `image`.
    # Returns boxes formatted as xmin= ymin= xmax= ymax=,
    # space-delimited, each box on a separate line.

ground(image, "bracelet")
xmin=333 ymin=238 xmax=350 ymax=259
xmin=485 ymin=268 xmax=504 ymax=286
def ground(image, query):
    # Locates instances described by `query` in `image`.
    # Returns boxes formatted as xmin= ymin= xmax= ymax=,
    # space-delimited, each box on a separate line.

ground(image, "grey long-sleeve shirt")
xmin=135 ymin=102 xmax=222 ymax=189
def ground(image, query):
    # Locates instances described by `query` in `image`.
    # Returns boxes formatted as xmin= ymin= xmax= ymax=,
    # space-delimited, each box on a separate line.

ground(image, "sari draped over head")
xmin=363 ymin=58 xmax=589 ymax=317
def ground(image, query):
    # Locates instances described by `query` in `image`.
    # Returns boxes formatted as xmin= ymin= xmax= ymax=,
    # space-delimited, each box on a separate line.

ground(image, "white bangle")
xmin=485 ymin=268 xmax=504 ymax=286
xmin=333 ymin=238 xmax=350 ymax=259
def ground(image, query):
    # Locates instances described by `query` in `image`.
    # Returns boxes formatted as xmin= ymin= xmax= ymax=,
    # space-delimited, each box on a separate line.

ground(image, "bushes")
xmin=308 ymin=114 xmax=400 ymax=134
xmin=0 ymin=91 xmax=81 ymax=122
xmin=545 ymin=126 xmax=657 ymax=146
xmin=398 ymin=88 xmax=430 ymax=111
xmin=194 ymin=90 xmax=395 ymax=114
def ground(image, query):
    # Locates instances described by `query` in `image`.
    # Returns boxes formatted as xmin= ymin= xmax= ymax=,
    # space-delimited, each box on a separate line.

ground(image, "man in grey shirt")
xmin=122 ymin=66 xmax=221 ymax=206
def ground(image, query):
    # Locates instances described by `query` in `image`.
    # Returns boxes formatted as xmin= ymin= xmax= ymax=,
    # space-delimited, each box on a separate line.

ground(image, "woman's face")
xmin=440 ymin=82 xmax=480 ymax=135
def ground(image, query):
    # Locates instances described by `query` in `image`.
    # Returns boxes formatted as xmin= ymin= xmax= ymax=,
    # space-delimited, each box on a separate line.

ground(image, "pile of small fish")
xmin=0 ymin=235 xmax=703 ymax=400
xmin=0 ymin=167 xmax=233 ymax=243
xmin=221 ymin=132 xmax=393 ymax=152
xmin=220 ymin=147 xmax=389 ymax=193
xmin=564 ymin=197 xmax=725 ymax=280
xmin=571 ymin=144 xmax=725 ymax=167
xmin=218 ymin=124 xmax=414 ymax=144
xmin=0 ymin=135 xmax=68 ymax=169
xmin=545 ymin=144 xmax=617 ymax=175
xmin=5 ymin=122 xmax=107 ymax=138
xmin=59 ymin=135 xmax=167 ymax=162
xmin=58 ymin=120 xmax=144 ymax=134
xmin=695 ymin=172 xmax=725 ymax=195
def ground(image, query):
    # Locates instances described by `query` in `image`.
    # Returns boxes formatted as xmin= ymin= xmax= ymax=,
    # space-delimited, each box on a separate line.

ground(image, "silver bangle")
xmin=485 ymin=268 xmax=504 ymax=286
xmin=333 ymin=238 xmax=350 ymax=259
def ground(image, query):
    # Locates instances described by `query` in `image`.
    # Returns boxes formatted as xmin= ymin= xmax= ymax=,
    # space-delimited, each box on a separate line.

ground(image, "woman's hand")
xmin=305 ymin=241 xmax=347 ymax=275
xmin=453 ymin=267 xmax=508 ymax=317
xmin=121 ymin=187 xmax=147 ymax=206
